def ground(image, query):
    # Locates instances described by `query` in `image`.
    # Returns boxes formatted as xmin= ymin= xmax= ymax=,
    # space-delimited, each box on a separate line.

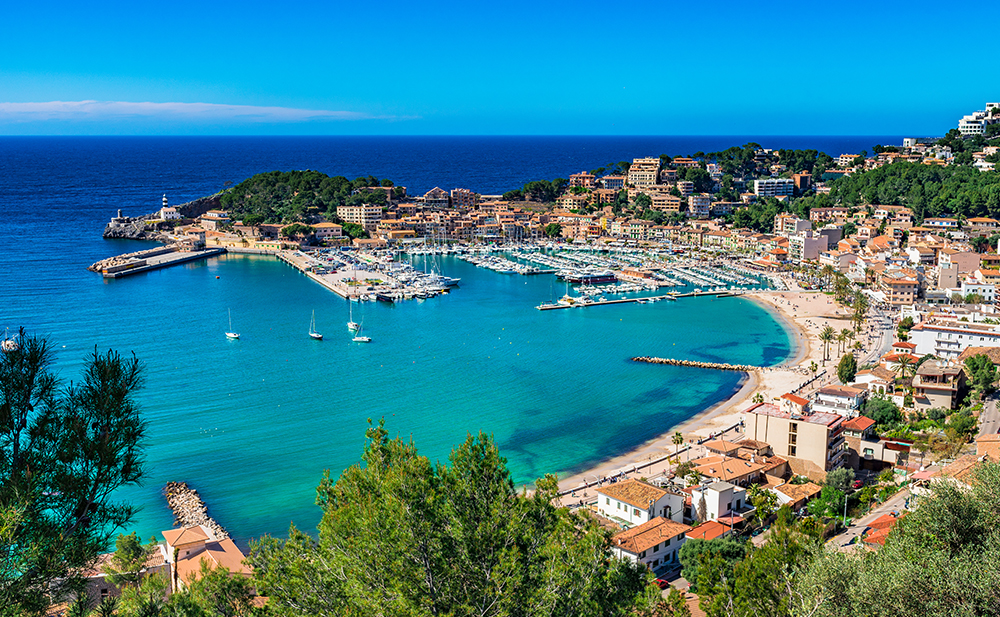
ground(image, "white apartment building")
xmin=337 ymin=204 xmax=383 ymax=231
xmin=961 ymin=280 xmax=996 ymax=303
xmin=958 ymin=105 xmax=1000 ymax=136
xmin=908 ymin=318 xmax=1000 ymax=360
xmin=811 ymin=385 xmax=866 ymax=418
xmin=754 ymin=178 xmax=794 ymax=198
xmin=688 ymin=193 xmax=712 ymax=218
xmin=627 ymin=158 xmax=661 ymax=189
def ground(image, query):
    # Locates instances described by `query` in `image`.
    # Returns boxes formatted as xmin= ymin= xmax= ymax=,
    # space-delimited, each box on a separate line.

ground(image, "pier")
xmin=89 ymin=246 xmax=226 ymax=278
xmin=535 ymin=289 xmax=740 ymax=310
xmin=163 ymin=481 xmax=229 ymax=539
xmin=631 ymin=356 xmax=762 ymax=372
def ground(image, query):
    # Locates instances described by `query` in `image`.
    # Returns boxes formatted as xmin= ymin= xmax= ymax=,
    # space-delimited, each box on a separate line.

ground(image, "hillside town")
xmin=45 ymin=103 xmax=1000 ymax=616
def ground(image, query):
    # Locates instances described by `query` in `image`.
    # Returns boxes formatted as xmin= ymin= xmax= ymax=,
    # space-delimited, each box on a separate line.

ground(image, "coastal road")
xmin=828 ymin=487 xmax=910 ymax=550
xmin=978 ymin=393 xmax=1000 ymax=437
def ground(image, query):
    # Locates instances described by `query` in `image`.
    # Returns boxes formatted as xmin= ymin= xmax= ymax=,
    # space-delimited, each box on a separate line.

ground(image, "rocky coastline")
xmin=102 ymin=192 xmax=224 ymax=240
xmin=163 ymin=481 xmax=229 ymax=540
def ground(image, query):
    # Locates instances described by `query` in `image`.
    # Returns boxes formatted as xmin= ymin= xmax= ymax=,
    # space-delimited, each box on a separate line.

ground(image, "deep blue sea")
xmin=0 ymin=135 xmax=897 ymax=545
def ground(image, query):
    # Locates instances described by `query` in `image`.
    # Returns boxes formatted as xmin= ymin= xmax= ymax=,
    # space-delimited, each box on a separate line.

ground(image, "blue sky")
xmin=2 ymin=0 xmax=998 ymax=135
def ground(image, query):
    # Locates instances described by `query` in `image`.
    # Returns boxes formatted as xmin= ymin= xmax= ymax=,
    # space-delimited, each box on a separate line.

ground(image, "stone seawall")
xmin=163 ymin=481 xmax=229 ymax=539
xmin=631 ymin=356 xmax=760 ymax=372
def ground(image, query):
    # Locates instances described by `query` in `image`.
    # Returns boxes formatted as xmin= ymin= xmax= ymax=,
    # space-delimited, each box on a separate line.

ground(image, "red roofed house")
xmin=611 ymin=517 xmax=692 ymax=572
xmin=163 ymin=525 xmax=252 ymax=592
xmin=779 ymin=393 xmax=809 ymax=416
xmin=596 ymin=479 xmax=686 ymax=528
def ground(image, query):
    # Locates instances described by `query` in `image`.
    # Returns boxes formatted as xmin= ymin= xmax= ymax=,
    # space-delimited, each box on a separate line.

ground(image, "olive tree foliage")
xmin=0 ymin=330 xmax=147 ymax=616
xmin=793 ymin=461 xmax=1000 ymax=617
xmin=250 ymin=419 xmax=659 ymax=617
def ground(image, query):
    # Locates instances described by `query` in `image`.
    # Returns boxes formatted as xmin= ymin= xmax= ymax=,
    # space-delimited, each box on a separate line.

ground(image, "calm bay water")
xmin=0 ymin=136 xmax=887 ymax=544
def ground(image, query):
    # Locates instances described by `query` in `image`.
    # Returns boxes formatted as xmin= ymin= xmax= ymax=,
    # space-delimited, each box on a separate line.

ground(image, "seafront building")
xmin=742 ymin=402 xmax=846 ymax=480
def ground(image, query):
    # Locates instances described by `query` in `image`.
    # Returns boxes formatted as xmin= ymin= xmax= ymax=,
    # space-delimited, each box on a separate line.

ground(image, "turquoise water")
xmin=5 ymin=249 xmax=790 ymax=544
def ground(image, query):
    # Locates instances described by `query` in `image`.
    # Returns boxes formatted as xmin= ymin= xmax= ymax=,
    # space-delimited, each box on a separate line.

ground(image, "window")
xmin=634 ymin=508 xmax=640 ymax=516
xmin=606 ymin=497 xmax=609 ymax=505
xmin=788 ymin=445 xmax=797 ymax=456
xmin=653 ymin=543 xmax=660 ymax=553
xmin=789 ymin=433 xmax=797 ymax=445
xmin=639 ymin=550 xmax=646 ymax=558
xmin=789 ymin=423 xmax=798 ymax=433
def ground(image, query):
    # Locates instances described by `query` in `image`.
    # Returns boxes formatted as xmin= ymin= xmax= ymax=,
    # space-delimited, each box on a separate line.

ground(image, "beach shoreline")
xmin=555 ymin=288 xmax=848 ymax=499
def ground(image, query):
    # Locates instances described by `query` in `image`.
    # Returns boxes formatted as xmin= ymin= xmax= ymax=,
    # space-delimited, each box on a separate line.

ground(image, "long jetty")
xmin=163 ymin=481 xmax=229 ymax=539
xmin=632 ymin=356 xmax=761 ymax=372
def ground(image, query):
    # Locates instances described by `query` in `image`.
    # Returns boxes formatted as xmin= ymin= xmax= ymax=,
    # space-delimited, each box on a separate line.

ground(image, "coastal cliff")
xmin=102 ymin=192 xmax=224 ymax=240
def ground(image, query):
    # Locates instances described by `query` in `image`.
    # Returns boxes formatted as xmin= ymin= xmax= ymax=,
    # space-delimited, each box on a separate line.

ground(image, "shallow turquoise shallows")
xmin=5 ymin=250 xmax=791 ymax=545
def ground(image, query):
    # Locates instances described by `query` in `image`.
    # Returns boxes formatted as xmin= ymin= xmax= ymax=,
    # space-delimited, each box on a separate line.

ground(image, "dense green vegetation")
xmin=826 ymin=162 xmax=1000 ymax=221
xmin=220 ymin=170 xmax=399 ymax=224
xmin=0 ymin=332 xmax=148 ymax=617
xmin=249 ymin=420 xmax=660 ymax=617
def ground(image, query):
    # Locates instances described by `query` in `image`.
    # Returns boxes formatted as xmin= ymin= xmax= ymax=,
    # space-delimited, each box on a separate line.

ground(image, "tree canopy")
xmin=250 ymin=420 xmax=659 ymax=617
xmin=219 ymin=170 xmax=396 ymax=224
xmin=0 ymin=331 xmax=148 ymax=616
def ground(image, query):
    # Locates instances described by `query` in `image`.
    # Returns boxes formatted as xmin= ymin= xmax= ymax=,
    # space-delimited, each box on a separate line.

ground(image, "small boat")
xmin=309 ymin=310 xmax=323 ymax=340
xmin=352 ymin=323 xmax=371 ymax=343
xmin=1 ymin=329 xmax=18 ymax=353
xmin=225 ymin=309 xmax=240 ymax=340
xmin=347 ymin=302 xmax=360 ymax=331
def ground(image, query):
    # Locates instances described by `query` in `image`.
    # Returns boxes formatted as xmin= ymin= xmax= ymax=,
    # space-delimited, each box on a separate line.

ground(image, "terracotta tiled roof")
xmin=612 ymin=517 xmax=692 ymax=554
xmin=685 ymin=520 xmax=732 ymax=541
xmin=842 ymin=416 xmax=876 ymax=432
xmin=176 ymin=538 xmax=251 ymax=584
xmin=957 ymin=346 xmax=1000 ymax=365
xmin=693 ymin=455 xmax=765 ymax=482
xmin=162 ymin=525 xmax=210 ymax=547
xmin=774 ymin=482 xmax=822 ymax=503
xmin=702 ymin=440 xmax=742 ymax=454
xmin=780 ymin=393 xmax=809 ymax=406
xmin=596 ymin=479 xmax=667 ymax=510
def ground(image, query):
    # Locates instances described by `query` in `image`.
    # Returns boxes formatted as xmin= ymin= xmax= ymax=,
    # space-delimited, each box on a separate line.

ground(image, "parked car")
xmin=852 ymin=479 xmax=864 ymax=489
xmin=654 ymin=578 xmax=670 ymax=589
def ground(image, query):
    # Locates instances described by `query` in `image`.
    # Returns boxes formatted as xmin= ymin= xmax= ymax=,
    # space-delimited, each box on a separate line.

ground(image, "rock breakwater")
xmin=163 ymin=481 xmax=229 ymax=539
xmin=631 ymin=356 xmax=760 ymax=372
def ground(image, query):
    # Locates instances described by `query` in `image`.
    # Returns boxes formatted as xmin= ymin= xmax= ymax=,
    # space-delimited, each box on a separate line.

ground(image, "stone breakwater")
xmin=87 ymin=245 xmax=178 ymax=272
xmin=631 ymin=356 xmax=760 ymax=372
xmin=163 ymin=481 xmax=229 ymax=539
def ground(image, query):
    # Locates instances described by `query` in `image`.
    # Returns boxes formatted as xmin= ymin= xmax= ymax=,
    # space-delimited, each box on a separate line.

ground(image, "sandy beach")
xmin=556 ymin=287 xmax=868 ymax=501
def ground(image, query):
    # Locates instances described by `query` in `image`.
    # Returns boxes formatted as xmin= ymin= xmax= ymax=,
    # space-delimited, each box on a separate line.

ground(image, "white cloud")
xmin=0 ymin=100 xmax=384 ymax=123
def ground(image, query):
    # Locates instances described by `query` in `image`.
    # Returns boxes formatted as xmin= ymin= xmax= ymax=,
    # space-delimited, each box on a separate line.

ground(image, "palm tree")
xmin=840 ymin=328 xmax=853 ymax=354
xmin=836 ymin=331 xmax=846 ymax=355
xmin=672 ymin=431 xmax=684 ymax=456
xmin=810 ymin=361 xmax=818 ymax=378
xmin=819 ymin=326 xmax=835 ymax=365
xmin=752 ymin=392 xmax=765 ymax=404
xmin=895 ymin=354 xmax=916 ymax=395
xmin=820 ymin=264 xmax=836 ymax=290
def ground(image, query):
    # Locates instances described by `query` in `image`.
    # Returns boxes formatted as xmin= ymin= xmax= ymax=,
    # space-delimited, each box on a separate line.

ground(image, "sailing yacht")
xmin=352 ymin=321 xmax=371 ymax=343
xmin=309 ymin=310 xmax=323 ymax=340
xmin=347 ymin=301 xmax=360 ymax=331
xmin=225 ymin=309 xmax=240 ymax=340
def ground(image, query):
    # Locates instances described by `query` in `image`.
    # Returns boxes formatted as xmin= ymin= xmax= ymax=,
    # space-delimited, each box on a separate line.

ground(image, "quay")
xmin=535 ymin=289 xmax=739 ymax=310
xmin=631 ymin=356 xmax=762 ymax=372
xmin=90 ymin=246 xmax=226 ymax=278
xmin=163 ymin=481 xmax=229 ymax=539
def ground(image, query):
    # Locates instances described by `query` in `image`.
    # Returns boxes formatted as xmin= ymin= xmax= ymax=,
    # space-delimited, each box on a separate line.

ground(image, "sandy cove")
xmin=556 ymin=287 xmax=863 ymax=502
